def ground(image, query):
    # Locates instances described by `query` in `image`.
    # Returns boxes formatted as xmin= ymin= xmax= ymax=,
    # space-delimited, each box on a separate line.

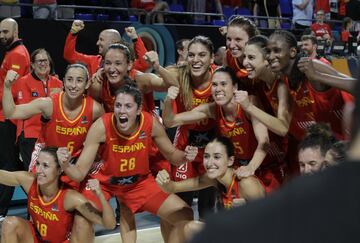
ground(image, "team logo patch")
xmin=51 ymin=203 xmax=59 ymax=212
xmin=31 ymin=91 xmax=39 ymax=97
xmin=81 ymin=115 xmax=88 ymax=124
xmin=139 ymin=131 xmax=146 ymax=139
xmin=235 ymin=118 xmax=243 ymax=126
xmin=177 ymin=163 xmax=188 ymax=173
xmin=11 ymin=64 xmax=20 ymax=70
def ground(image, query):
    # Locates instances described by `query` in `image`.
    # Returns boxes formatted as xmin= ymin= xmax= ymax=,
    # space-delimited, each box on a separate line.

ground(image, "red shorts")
xmin=172 ymin=129 xmax=205 ymax=180
xmin=29 ymin=221 xmax=69 ymax=243
xmin=82 ymin=174 xmax=169 ymax=214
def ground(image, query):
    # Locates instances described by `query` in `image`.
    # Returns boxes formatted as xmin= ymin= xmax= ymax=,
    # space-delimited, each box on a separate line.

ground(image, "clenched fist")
xmin=234 ymin=90 xmax=251 ymax=111
xmin=125 ymin=26 xmax=138 ymax=40
xmin=4 ymin=70 xmax=19 ymax=88
xmin=166 ymin=86 xmax=180 ymax=100
xmin=71 ymin=20 xmax=85 ymax=34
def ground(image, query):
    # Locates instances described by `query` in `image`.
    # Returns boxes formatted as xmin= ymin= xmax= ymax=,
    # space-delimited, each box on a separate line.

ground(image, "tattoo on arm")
xmin=77 ymin=202 xmax=101 ymax=218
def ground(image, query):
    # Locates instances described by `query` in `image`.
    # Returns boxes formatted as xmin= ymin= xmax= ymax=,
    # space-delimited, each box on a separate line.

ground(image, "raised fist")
xmin=71 ymin=20 xmax=85 ymax=34
xmin=166 ymin=86 xmax=180 ymax=100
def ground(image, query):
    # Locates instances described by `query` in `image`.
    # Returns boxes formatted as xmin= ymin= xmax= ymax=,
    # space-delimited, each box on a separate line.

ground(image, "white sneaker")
xmin=0 ymin=215 xmax=6 ymax=222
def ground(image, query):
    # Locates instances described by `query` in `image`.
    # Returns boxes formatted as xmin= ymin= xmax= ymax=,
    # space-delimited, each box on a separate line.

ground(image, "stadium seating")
xmin=169 ymin=3 xmax=184 ymax=12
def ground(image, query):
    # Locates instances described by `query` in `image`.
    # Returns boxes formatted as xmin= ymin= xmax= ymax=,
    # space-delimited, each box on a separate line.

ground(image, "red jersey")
xmin=0 ymin=40 xmax=30 ymax=121
xmin=310 ymin=23 xmax=332 ymax=38
xmin=96 ymin=112 xmax=153 ymax=186
xmin=13 ymin=73 xmax=63 ymax=139
xmin=310 ymin=85 xmax=346 ymax=140
xmin=215 ymin=104 xmax=258 ymax=162
xmin=221 ymin=175 xmax=241 ymax=209
xmin=28 ymin=180 xmax=73 ymax=243
xmin=315 ymin=0 xmax=330 ymax=13
xmin=172 ymin=80 xmax=216 ymax=180
xmin=63 ymin=32 xmax=149 ymax=76
xmin=100 ymin=70 xmax=155 ymax=114
xmin=38 ymin=92 xmax=94 ymax=157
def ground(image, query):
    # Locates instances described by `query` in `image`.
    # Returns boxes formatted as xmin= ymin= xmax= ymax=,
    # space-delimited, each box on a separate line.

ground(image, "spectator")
xmin=32 ymin=0 xmax=57 ymax=19
xmin=253 ymin=0 xmax=282 ymax=29
xmin=131 ymin=0 xmax=169 ymax=23
xmin=341 ymin=17 xmax=353 ymax=42
xmin=310 ymin=9 xmax=332 ymax=45
xmin=301 ymin=35 xmax=330 ymax=61
xmin=314 ymin=0 xmax=330 ymax=19
xmin=292 ymin=0 xmax=314 ymax=29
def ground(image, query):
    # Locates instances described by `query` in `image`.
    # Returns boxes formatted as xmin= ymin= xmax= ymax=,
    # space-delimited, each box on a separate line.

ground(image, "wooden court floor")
xmin=95 ymin=227 xmax=163 ymax=243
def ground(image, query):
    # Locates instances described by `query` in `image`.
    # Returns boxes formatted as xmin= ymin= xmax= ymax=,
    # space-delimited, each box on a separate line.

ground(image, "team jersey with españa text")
xmin=27 ymin=180 xmax=73 ymax=243
xmin=38 ymin=92 xmax=94 ymax=157
xmin=172 ymin=79 xmax=216 ymax=180
xmin=100 ymin=70 xmax=155 ymax=114
xmin=95 ymin=112 xmax=153 ymax=186
xmin=284 ymin=79 xmax=317 ymax=141
xmin=285 ymin=79 xmax=346 ymax=140
xmin=306 ymin=83 xmax=345 ymax=140
xmin=215 ymin=104 xmax=258 ymax=163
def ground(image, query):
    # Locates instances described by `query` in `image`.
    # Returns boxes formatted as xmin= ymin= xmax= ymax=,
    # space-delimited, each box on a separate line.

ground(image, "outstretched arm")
xmin=0 ymin=170 xmax=34 ymax=193
xmin=298 ymin=57 xmax=356 ymax=93
xmin=143 ymin=51 xmax=179 ymax=88
xmin=162 ymin=86 xmax=215 ymax=128
xmin=152 ymin=117 xmax=198 ymax=166
xmin=2 ymin=70 xmax=53 ymax=119
xmin=156 ymin=169 xmax=216 ymax=193
xmin=234 ymin=94 xmax=269 ymax=178
xmin=64 ymin=179 xmax=116 ymax=229
xmin=235 ymin=84 xmax=292 ymax=137
xmin=57 ymin=118 xmax=106 ymax=182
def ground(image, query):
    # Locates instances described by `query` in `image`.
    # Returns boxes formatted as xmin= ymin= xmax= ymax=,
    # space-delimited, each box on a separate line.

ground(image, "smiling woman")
xmin=10 ymin=48 xmax=62 ymax=170
xmin=0 ymin=147 xmax=116 ymax=243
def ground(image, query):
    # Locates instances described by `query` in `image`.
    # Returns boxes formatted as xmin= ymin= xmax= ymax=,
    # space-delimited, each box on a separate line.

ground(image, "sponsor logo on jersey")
xmin=81 ymin=115 xmax=88 ymax=124
xmin=112 ymin=142 xmax=146 ymax=153
xmin=139 ymin=131 xmax=146 ymax=139
xmin=29 ymin=202 xmax=59 ymax=221
xmin=31 ymin=91 xmax=39 ymax=97
xmin=235 ymin=118 xmax=243 ymax=126
xmin=55 ymin=125 xmax=87 ymax=135
xmin=51 ymin=203 xmax=59 ymax=212
xmin=177 ymin=163 xmax=188 ymax=173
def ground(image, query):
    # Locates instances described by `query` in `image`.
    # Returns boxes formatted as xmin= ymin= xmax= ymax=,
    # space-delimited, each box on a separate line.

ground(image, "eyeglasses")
xmin=34 ymin=59 xmax=49 ymax=65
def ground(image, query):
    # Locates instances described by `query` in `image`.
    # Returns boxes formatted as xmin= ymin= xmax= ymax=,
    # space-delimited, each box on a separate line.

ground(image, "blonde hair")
xmin=178 ymin=64 xmax=193 ymax=110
